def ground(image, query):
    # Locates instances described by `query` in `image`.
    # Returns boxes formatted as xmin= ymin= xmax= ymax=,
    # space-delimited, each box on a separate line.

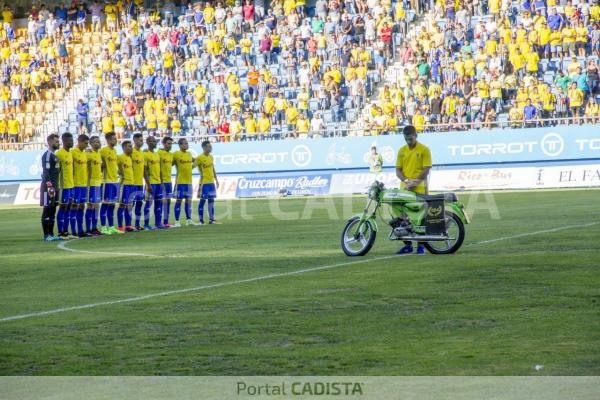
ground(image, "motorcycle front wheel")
xmin=341 ymin=216 xmax=377 ymax=256
xmin=423 ymin=212 xmax=465 ymax=254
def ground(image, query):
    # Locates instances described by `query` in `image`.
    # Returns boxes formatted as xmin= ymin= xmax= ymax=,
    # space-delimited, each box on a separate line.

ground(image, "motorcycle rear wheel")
xmin=341 ymin=216 xmax=377 ymax=256
xmin=423 ymin=212 xmax=465 ymax=254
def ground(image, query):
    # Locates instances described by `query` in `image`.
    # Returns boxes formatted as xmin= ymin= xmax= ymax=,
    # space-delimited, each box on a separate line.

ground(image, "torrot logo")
xmin=448 ymin=132 xmax=567 ymax=158
xmin=291 ymin=145 xmax=312 ymax=167
xmin=214 ymin=145 xmax=312 ymax=168
xmin=540 ymin=133 xmax=564 ymax=157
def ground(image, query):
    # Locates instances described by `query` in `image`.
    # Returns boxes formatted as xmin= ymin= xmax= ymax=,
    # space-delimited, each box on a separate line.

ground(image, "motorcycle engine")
xmin=390 ymin=217 xmax=412 ymax=238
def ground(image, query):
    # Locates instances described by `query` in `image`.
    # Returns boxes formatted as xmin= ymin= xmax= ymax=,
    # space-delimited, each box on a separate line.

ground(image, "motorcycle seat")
xmin=418 ymin=193 xmax=458 ymax=202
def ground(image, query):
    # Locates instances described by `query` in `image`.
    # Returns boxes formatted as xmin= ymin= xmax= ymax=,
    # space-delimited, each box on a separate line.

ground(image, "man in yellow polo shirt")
xmin=7 ymin=114 xmax=19 ymax=144
xmin=395 ymin=125 xmax=432 ymax=255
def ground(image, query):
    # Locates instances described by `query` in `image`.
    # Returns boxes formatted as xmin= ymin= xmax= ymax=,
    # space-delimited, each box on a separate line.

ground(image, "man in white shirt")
xmin=310 ymin=112 xmax=325 ymax=137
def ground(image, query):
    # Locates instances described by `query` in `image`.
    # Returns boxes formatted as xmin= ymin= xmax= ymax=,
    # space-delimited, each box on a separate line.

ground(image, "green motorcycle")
xmin=341 ymin=181 xmax=470 ymax=256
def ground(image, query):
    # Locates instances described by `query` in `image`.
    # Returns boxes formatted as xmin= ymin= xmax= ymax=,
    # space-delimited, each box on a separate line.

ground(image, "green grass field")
xmin=1 ymin=190 xmax=599 ymax=375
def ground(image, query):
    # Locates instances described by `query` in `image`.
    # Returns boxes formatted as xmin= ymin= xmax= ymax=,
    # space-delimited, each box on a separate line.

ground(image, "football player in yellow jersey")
xmin=71 ymin=134 xmax=90 ymax=237
xmin=55 ymin=132 xmax=76 ymax=239
xmin=171 ymin=138 xmax=198 ymax=227
xmin=131 ymin=133 xmax=146 ymax=230
xmin=117 ymin=141 xmax=135 ymax=232
xmin=158 ymin=136 xmax=174 ymax=227
xmin=99 ymin=132 xmax=121 ymax=235
xmin=196 ymin=140 xmax=219 ymax=224
xmin=143 ymin=136 xmax=163 ymax=229
xmin=86 ymin=136 xmax=103 ymax=236
xmin=395 ymin=125 xmax=432 ymax=255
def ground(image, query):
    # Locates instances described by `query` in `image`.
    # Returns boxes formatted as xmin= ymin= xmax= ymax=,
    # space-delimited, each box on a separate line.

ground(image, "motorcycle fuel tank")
xmin=381 ymin=189 xmax=418 ymax=203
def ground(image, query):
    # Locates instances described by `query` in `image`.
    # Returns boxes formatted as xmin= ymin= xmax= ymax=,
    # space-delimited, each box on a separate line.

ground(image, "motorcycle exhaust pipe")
xmin=395 ymin=235 xmax=452 ymax=241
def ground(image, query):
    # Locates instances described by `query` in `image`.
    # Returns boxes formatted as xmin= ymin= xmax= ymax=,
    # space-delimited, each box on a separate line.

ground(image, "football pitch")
xmin=1 ymin=189 xmax=599 ymax=375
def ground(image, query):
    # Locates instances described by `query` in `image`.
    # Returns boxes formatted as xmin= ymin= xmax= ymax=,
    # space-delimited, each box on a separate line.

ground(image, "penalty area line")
xmin=3 ymin=221 xmax=600 ymax=323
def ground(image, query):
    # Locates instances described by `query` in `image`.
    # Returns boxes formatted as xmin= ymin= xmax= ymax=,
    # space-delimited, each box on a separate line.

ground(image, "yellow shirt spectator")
xmin=244 ymin=115 xmax=257 ymax=135
xmin=258 ymin=116 xmax=271 ymax=134
xmin=412 ymin=113 xmax=426 ymax=133
xmin=296 ymin=117 xmax=309 ymax=134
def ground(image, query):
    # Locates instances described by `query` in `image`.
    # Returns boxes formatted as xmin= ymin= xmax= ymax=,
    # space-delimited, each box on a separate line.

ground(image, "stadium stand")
xmin=359 ymin=0 xmax=600 ymax=134
xmin=1 ymin=0 xmax=599 ymax=149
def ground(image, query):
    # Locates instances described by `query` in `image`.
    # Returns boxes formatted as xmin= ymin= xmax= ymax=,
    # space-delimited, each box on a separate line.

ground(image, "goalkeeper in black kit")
xmin=40 ymin=134 xmax=63 ymax=241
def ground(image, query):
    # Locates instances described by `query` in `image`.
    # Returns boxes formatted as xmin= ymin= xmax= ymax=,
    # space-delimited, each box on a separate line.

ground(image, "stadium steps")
xmin=36 ymin=71 xmax=95 ymax=140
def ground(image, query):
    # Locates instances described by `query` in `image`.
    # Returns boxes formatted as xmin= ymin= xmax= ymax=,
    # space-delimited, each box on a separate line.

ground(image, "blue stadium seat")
xmin=284 ymin=89 xmax=295 ymax=100
xmin=497 ymin=113 xmax=509 ymax=128
xmin=323 ymin=111 xmax=333 ymax=124
xmin=346 ymin=109 xmax=357 ymax=122
xmin=309 ymin=99 xmax=319 ymax=112
xmin=344 ymin=98 xmax=354 ymax=109
xmin=325 ymin=122 xmax=337 ymax=137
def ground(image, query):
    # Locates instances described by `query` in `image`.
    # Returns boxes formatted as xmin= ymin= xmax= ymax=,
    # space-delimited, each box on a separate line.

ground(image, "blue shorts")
xmin=120 ymin=184 xmax=136 ymax=205
xmin=103 ymin=183 xmax=120 ymax=202
xmin=163 ymin=182 xmax=173 ymax=199
xmin=175 ymin=184 xmax=192 ymax=200
xmin=133 ymin=185 xmax=144 ymax=202
xmin=73 ymin=186 xmax=88 ymax=204
xmin=148 ymin=183 xmax=163 ymax=201
xmin=88 ymin=186 xmax=102 ymax=203
xmin=201 ymin=183 xmax=217 ymax=200
xmin=60 ymin=188 xmax=74 ymax=204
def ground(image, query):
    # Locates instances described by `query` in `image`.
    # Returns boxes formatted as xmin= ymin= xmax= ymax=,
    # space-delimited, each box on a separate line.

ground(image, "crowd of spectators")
xmin=3 ymin=0 xmax=600 ymax=148
xmin=65 ymin=0 xmax=426 ymax=141
xmin=361 ymin=0 xmax=600 ymax=134
xmin=0 ymin=3 xmax=76 ymax=148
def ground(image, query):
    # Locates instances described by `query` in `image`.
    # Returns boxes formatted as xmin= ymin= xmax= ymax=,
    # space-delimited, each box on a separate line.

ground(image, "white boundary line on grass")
xmin=56 ymin=240 xmax=186 ymax=258
xmin=0 ymin=255 xmax=398 ymax=322
xmin=2 ymin=221 xmax=599 ymax=323
xmin=467 ymin=221 xmax=600 ymax=245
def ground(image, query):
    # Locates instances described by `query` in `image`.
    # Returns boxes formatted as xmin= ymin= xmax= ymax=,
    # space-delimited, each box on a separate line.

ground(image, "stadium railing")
xmin=0 ymin=116 xmax=595 ymax=151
